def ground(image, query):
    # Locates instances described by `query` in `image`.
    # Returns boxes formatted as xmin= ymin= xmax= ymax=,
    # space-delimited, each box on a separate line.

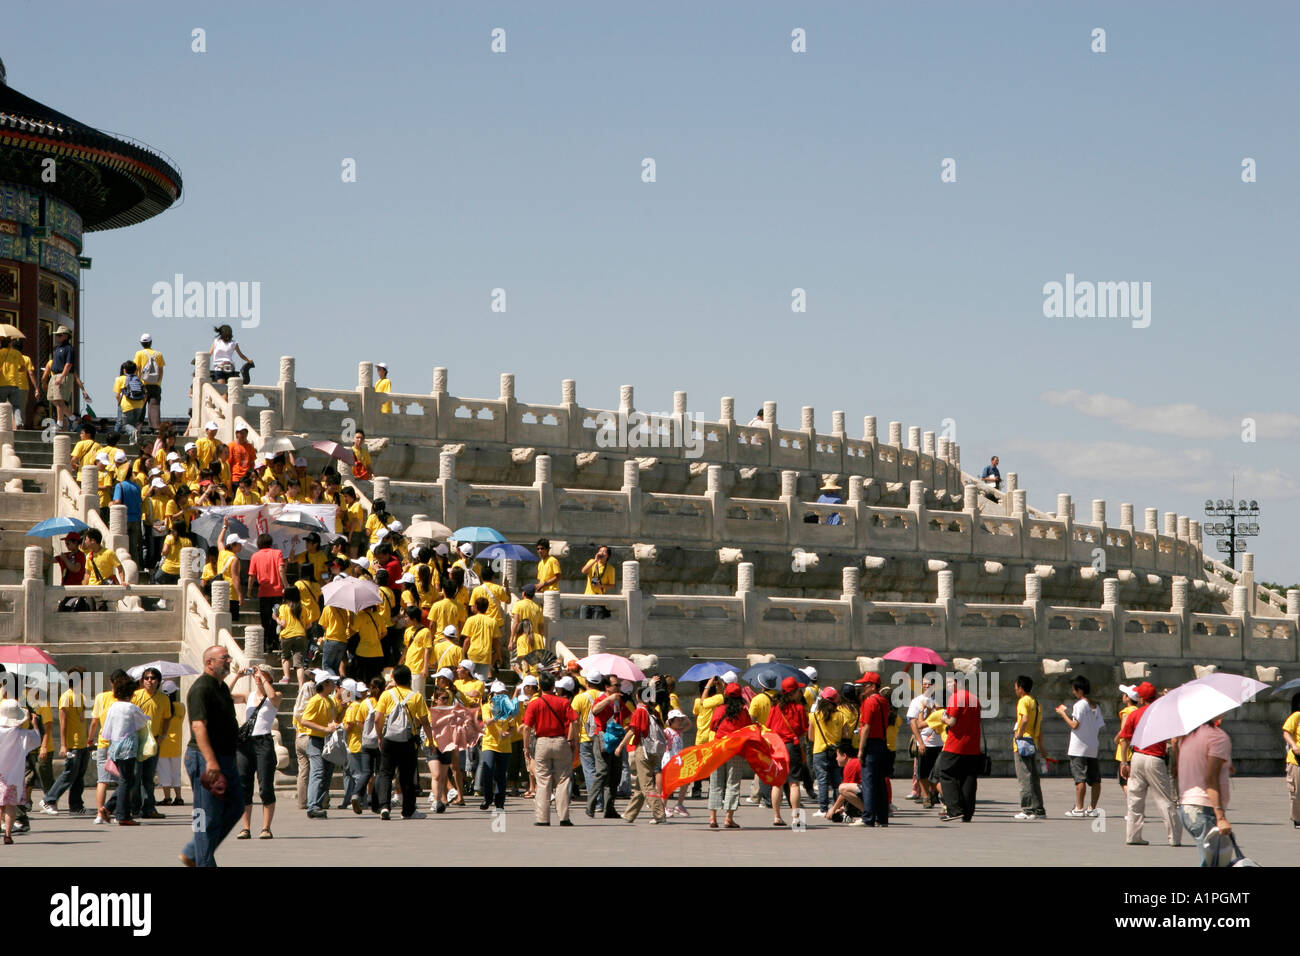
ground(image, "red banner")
xmin=659 ymin=726 xmax=788 ymax=794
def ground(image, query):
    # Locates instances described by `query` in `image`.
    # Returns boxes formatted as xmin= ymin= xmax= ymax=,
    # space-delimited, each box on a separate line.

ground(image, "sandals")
xmin=725 ymin=821 xmax=741 ymax=829
xmin=259 ymin=829 xmax=273 ymax=839
xmin=236 ymin=828 xmax=252 ymax=840
xmin=709 ymin=821 xmax=719 ymax=829
xmin=773 ymin=818 xmax=788 ymax=827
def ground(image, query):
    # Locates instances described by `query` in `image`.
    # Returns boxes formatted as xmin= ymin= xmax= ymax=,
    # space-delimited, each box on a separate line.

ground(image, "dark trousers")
xmin=508 ymin=740 xmax=525 ymax=789
xmin=579 ymin=604 xmax=610 ymax=620
xmin=377 ymin=739 xmax=418 ymax=818
xmin=259 ymin=597 xmax=280 ymax=649
xmin=135 ymin=752 xmax=159 ymax=815
xmin=588 ymin=746 xmax=619 ymax=816
xmin=236 ymin=735 xmax=277 ymax=806
xmin=862 ymin=738 xmax=890 ymax=826
xmin=45 ymin=748 xmax=90 ymax=810
xmin=936 ymin=752 xmax=981 ymax=821
xmin=343 ymin=748 xmax=379 ymax=810
xmin=480 ymin=749 xmax=509 ymax=809
xmin=113 ymin=758 xmax=138 ymax=822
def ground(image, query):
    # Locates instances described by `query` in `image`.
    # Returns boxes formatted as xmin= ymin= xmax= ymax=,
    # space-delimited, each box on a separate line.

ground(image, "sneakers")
xmin=39 ymin=801 xmax=58 ymax=816
xmin=12 ymin=819 xmax=29 ymax=833
xmin=1127 ymin=838 xmax=1149 ymax=846
xmin=380 ymin=809 xmax=391 ymax=821
xmin=401 ymin=811 xmax=427 ymax=821
xmin=352 ymin=797 xmax=363 ymax=815
xmin=849 ymin=818 xmax=867 ymax=826
xmin=435 ymin=802 xmax=447 ymax=814
xmin=745 ymin=796 xmax=760 ymax=805
xmin=938 ymin=813 xmax=962 ymax=822
xmin=306 ymin=809 xmax=328 ymax=819
xmin=1085 ymin=808 xmax=1100 ymax=817
xmin=93 ymin=811 xmax=110 ymax=825
xmin=813 ymin=810 xmax=827 ymax=818
xmin=1013 ymin=811 xmax=1039 ymax=821
xmin=1064 ymin=808 xmax=1088 ymax=818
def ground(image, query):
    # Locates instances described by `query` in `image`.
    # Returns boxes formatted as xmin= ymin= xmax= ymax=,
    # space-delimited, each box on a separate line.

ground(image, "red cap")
xmin=856 ymin=671 xmax=881 ymax=685
xmin=820 ymin=687 xmax=839 ymax=701
xmin=566 ymin=660 xmax=582 ymax=672
xmin=724 ymin=682 xmax=742 ymax=698
xmin=781 ymin=676 xmax=801 ymax=693
xmin=1136 ymin=681 xmax=1157 ymax=702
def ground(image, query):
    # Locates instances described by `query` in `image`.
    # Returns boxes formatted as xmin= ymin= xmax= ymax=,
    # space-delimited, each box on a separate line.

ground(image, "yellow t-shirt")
xmin=352 ymin=446 xmax=372 ymax=476
xmin=434 ymin=639 xmax=462 ymax=673
xmin=131 ymin=688 xmax=173 ymax=737
xmin=809 ymin=706 xmax=847 ymax=753
xmin=512 ymin=596 xmax=544 ymax=637
xmin=195 ymin=436 xmax=221 ymax=469
xmin=694 ymin=693 xmax=724 ymax=745
xmin=480 ymin=701 xmax=514 ymax=753
xmin=1117 ymin=705 xmax=1138 ymax=760
xmin=234 ymin=486 xmax=261 ymax=505
xmin=583 ymin=560 xmax=615 ymax=595
xmin=277 ymin=604 xmax=307 ymax=641
xmin=133 ymin=348 xmax=165 ymax=383
xmin=429 ymin=597 xmax=465 ymax=635
xmin=1015 ymin=694 xmax=1043 ymax=753
xmin=1283 ymin=711 xmax=1299 ymax=767
xmin=0 ymin=346 xmax=29 ymax=388
xmin=454 ymin=678 xmax=484 ymax=708
xmin=300 ymin=694 xmax=338 ymax=738
xmin=319 ymin=605 xmax=351 ymax=644
xmin=924 ymin=709 xmax=949 ymax=744
xmin=353 ymin=608 xmax=385 ymax=658
xmin=344 ymin=698 xmax=373 ymax=753
xmin=218 ymin=549 xmax=240 ymax=586
xmin=92 ymin=690 xmax=116 ymax=750
xmin=84 ymin=547 xmax=122 ymax=585
xmin=58 ymin=689 xmax=87 ymax=750
xmin=158 ymin=533 xmax=189 ymax=577
xmin=71 ymin=439 xmax=101 ymax=470
xmin=376 ymin=686 xmax=429 ymax=727
xmin=572 ymin=689 xmax=599 ymax=744
xmin=404 ymin=625 xmax=433 ymax=676
xmin=748 ymin=691 xmax=775 ymax=729
xmin=470 ymin=582 xmax=509 ymax=630
xmin=375 ymin=377 xmax=392 ymax=414
xmin=463 ymin=614 xmax=497 ymax=666
xmin=160 ymin=701 xmax=186 ymax=758
xmin=295 ymin=580 xmax=321 ymax=628
xmin=536 ymin=555 xmax=561 ymax=592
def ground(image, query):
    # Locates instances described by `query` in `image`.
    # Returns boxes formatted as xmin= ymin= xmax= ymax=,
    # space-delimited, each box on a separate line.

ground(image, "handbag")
xmin=322 ymin=727 xmax=348 ymax=767
xmin=238 ymin=695 xmax=267 ymax=745
xmin=1015 ymin=736 xmax=1037 ymax=758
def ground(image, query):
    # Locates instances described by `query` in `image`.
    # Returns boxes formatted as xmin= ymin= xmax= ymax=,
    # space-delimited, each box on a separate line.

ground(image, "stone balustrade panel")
xmin=722 ymin=495 xmax=788 ymax=544
xmin=553 ymin=487 xmax=629 ymax=537
xmin=640 ymin=493 xmax=713 ymax=543
xmin=642 ymin=594 xmax=745 ymax=648
xmin=955 ymin=603 xmax=1036 ymax=653
xmin=1024 ymin=518 xmax=1068 ymax=561
xmin=862 ymin=506 xmax=919 ymax=552
xmin=510 ymin=401 xmax=571 ymax=446
xmin=973 ymin=515 xmax=1022 ymax=558
xmin=758 ymin=596 xmax=853 ymax=649
xmin=922 ymin=511 xmax=973 ymax=556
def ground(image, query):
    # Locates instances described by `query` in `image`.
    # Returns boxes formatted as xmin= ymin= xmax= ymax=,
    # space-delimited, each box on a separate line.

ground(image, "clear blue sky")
xmin=9 ymin=1 xmax=1299 ymax=581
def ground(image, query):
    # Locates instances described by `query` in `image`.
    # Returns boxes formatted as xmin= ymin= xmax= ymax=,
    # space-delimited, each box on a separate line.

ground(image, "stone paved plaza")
xmin=8 ymin=777 xmax=1295 ymax=868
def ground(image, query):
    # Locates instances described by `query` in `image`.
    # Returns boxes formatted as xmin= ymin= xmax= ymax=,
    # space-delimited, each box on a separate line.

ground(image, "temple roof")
xmin=0 ymin=58 xmax=182 ymax=230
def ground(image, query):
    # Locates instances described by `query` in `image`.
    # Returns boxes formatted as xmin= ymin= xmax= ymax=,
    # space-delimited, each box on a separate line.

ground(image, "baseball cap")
xmin=204 ymin=421 xmax=219 ymax=431
xmin=820 ymin=687 xmax=839 ymax=701
xmin=113 ymin=449 xmax=127 ymax=463
xmin=387 ymin=519 xmax=403 ymax=532
xmin=781 ymin=676 xmax=801 ymax=693
xmin=856 ymin=671 xmax=882 ymax=685
xmin=521 ymin=675 xmax=539 ymax=687
xmin=166 ymin=452 xmax=180 ymax=462
xmin=722 ymin=670 xmax=738 ymax=683
xmin=489 ymin=680 xmax=507 ymax=694
xmin=667 ymin=709 xmax=687 ymax=722
xmin=140 ymin=333 xmax=152 ymax=344
xmin=584 ymin=669 xmax=604 ymax=684
xmin=94 ymin=451 xmax=110 ymax=465
xmin=801 ymin=666 xmax=818 ymax=681
xmin=55 ymin=325 xmax=71 ymax=336
xmin=522 ymin=583 xmax=536 ymax=598
xmin=724 ymin=682 xmax=742 ymax=698
xmin=150 ymin=477 xmax=167 ymax=489
xmin=435 ymin=668 xmax=455 ymax=682
xmin=442 ymin=625 xmax=458 ymax=638
xmin=351 ymin=557 xmax=370 ymax=569
xmin=1119 ymin=684 xmax=1141 ymax=702
xmin=458 ymin=542 xmax=473 ymax=556
xmin=313 ymin=669 xmax=337 ymax=686
xmin=225 ymin=533 xmax=242 ymax=545
xmin=398 ymin=572 xmax=415 ymax=585
xmin=556 ymin=676 xmax=576 ymax=692
xmin=1135 ymin=681 xmax=1157 ymax=702
xmin=457 ymin=660 xmax=474 ymax=672
xmin=169 ymin=463 xmax=185 ymax=474
xmin=375 ymin=360 xmax=388 ymax=369
xmin=161 ymin=680 xmax=177 ymax=694
xmin=294 ymin=456 xmax=306 ymax=467
xmin=183 ymin=441 xmax=196 ymax=451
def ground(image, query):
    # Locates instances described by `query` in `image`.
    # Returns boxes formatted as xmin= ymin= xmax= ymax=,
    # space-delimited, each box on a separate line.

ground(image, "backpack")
xmin=124 ymin=374 xmax=145 ymax=402
xmin=641 ymin=711 xmax=666 ymax=757
xmin=383 ymin=688 xmax=417 ymax=742
xmin=361 ymin=699 xmax=379 ymax=748
xmin=602 ymin=712 xmax=625 ymax=754
xmin=139 ymin=351 xmax=161 ymax=384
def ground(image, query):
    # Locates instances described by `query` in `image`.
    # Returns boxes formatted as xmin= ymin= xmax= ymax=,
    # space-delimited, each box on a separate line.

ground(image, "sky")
xmin=7 ymin=1 xmax=1299 ymax=581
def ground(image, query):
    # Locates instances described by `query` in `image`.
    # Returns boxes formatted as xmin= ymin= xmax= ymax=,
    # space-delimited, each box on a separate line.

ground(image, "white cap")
xmin=166 ymin=452 xmax=180 ymax=461
xmin=294 ymin=456 xmax=306 ymax=467
xmin=521 ymin=675 xmax=539 ymax=687
xmin=1119 ymin=683 xmax=1140 ymax=702
xmin=204 ymin=421 xmax=219 ymax=432
xmin=722 ymin=670 xmax=738 ymax=683
xmin=801 ymin=666 xmax=819 ymax=681
xmin=459 ymin=542 xmax=473 ymax=556
xmin=94 ymin=451 xmax=110 ymax=465
xmin=140 ymin=332 xmax=152 ymax=343
xmin=169 ymin=463 xmax=186 ymax=474
xmin=352 ymin=557 xmax=370 ymax=569
xmin=375 ymin=360 xmax=388 ymax=369
xmin=398 ymin=572 xmax=415 ymax=585
xmin=161 ymin=680 xmax=178 ymax=694
xmin=225 ymin=533 xmax=242 ymax=545
xmin=435 ymin=668 xmax=455 ymax=682
xmin=342 ymin=678 xmax=363 ymax=697
xmin=148 ymin=467 xmax=161 ymax=476
xmin=113 ymin=449 xmax=127 ymax=463
xmin=457 ymin=659 xmax=474 ymax=672
xmin=375 ymin=528 xmax=390 ymax=540
xmin=183 ymin=441 xmax=196 ymax=451
xmin=489 ymin=680 xmax=507 ymax=694
xmin=556 ymin=676 xmax=576 ymax=692
xmin=441 ymin=625 xmax=458 ymax=638
xmin=313 ymin=669 xmax=338 ymax=685
xmin=667 ymin=709 xmax=687 ymax=722
xmin=150 ymin=477 xmax=167 ymax=489
xmin=387 ymin=519 xmax=403 ymax=532
xmin=584 ymin=669 xmax=604 ymax=684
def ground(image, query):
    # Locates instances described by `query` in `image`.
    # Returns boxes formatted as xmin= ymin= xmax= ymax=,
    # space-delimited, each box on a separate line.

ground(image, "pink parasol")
xmin=0 ymin=646 xmax=58 ymax=666
xmin=311 ymin=440 xmax=355 ymax=466
xmin=882 ymin=645 xmax=947 ymax=667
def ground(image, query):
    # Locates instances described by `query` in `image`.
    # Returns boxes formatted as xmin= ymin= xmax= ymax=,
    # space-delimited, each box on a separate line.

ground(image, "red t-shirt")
xmin=228 ymin=440 xmax=256 ymax=483
xmin=768 ymin=702 xmax=809 ymax=744
xmin=523 ymin=693 xmax=576 ymax=738
xmin=56 ymin=551 xmax=86 ymax=585
xmin=383 ymin=555 xmax=403 ymax=587
xmin=859 ymin=693 xmax=889 ymax=740
xmin=1118 ymin=703 xmax=1166 ymax=758
xmin=248 ymin=548 xmax=284 ymax=597
xmin=943 ymin=689 xmax=982 ymax=755
xmin=843 ymin=757 xmax=862 ymax=784
xmin=592 ymin=694 xmax=633 ymax=735
xmin=716 ymin=706 xmax=754 ymax=737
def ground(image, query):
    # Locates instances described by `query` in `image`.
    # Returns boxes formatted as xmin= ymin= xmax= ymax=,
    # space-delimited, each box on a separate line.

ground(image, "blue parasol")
xmin=25 ymin=516 xmax=89 ymax=538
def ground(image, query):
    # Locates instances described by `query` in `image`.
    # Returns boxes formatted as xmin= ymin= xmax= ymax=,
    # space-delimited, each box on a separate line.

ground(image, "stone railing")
xmin=189 ymin=358 xmax=968 ymax=495
xmin=380 ymin=459 xmax=1210 ymax=580
xmin=539 ymin=563 xmax=1299 ymax=666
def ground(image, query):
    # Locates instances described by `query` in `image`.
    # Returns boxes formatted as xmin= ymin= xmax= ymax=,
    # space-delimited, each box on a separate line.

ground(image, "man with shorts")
xmin=1057 ymin=675 xmax=1105 ymax=818
xmin=42 ymin=326 xmax=78 ymax=430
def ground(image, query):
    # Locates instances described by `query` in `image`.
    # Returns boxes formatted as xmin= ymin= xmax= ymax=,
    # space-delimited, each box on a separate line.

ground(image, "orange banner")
xmin=659 ymin=726 xmax=788 ymax=794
